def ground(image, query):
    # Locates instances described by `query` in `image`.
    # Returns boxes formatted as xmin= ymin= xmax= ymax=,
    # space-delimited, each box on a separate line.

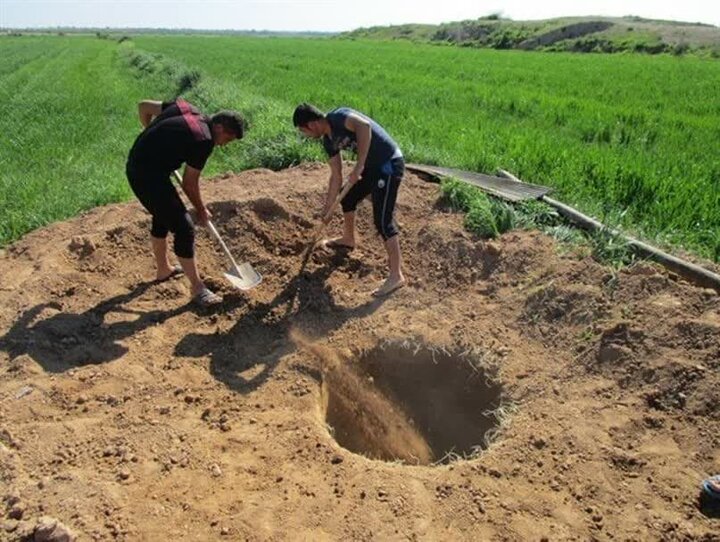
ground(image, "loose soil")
xmin=1 ymin=163 xmax=719 ymax=540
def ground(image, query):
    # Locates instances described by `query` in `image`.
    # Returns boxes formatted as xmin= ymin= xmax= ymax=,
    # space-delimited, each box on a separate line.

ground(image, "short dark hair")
xmin=293 ymin=103 xmax=324 ymax=127
xmin=211 ymin=111 xmax=245 ymax=139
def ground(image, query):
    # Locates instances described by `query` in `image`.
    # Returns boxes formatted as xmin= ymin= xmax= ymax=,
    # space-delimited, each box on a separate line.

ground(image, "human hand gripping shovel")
xmin=300 ymin=180 xmax=355 ymax=268
xmin=276 ymin=180 xmax=355 ymax=316
xmin=275 ymin=180 xmax=354 ymax=315
xmin=172 ymin=171 xmax=262 ymax=291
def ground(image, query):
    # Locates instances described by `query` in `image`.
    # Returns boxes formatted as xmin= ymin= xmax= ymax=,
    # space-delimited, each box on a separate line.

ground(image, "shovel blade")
xmin=223 ymin=262 xmax=262 ymax=291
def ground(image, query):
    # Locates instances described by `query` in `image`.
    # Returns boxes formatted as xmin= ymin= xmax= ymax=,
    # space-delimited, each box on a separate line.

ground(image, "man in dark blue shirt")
xmin=127 ymin=98 xmax=244 ymax=306
xmin=293 ymin=103 xmax=406 ymax=297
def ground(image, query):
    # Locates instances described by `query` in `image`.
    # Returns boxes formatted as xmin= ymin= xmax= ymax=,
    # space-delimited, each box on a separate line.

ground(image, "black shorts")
xmin=126 ymin=163 xmax=195 ymax=259
xmin=341 ymin=157 xmax=404 ymax=240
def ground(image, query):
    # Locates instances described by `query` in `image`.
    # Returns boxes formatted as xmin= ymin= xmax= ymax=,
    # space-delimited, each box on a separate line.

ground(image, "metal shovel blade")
xmin=223 ymin=263 xmax=262 ymax=291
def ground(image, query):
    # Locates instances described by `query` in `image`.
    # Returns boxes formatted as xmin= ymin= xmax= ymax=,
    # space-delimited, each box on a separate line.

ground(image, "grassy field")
xmin=0 ymin=36 xmax=166 ymax=245
xmin=1 ymin=34 xmax=719 ymax=261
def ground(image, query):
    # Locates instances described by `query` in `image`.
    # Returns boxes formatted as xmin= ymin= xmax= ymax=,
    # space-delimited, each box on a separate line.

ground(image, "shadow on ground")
xmin=175 ymin=253 xmax=387 ymax=394
xmin=0 ymin=279 xmax=193 ymax=373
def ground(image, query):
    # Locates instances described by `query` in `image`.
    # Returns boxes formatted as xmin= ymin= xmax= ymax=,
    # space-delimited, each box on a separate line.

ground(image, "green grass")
xmin=1 ymin=34 xmax=719 ymax=265
xmin=441 ymin=178 xmax=636 ymax=267
xmin=0 ymin=36 xmax=166 ymax=245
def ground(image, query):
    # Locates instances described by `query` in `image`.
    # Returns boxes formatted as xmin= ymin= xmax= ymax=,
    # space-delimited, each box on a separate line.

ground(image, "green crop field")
xmin=0 ymin=36 xmax=167 ymax=245
xmin=1 ymin=34 xmax=719 ymax=261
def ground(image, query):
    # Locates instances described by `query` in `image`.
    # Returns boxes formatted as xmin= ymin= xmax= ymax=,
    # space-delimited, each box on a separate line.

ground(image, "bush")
xmin=176 ymin=69 xmax=201 ymax=94
xmin=672 ymin=42 xmax=690 ymax=56
xmin=514 ymin=200 xmax=562 ymax=229
xmin=441 ymin=178 xmax=508 ymax=238
xmin=440 ymin=177 xmax=476 ymax=211
xmin=240 ymin=132 xmax=310 ymax=171
xmin=127 ymin=50 xmax=163 ymax=74
xmin=490 ymin=199 xmax=516 ymax=234
xmin=465 ymin=201 xmax=498 ymax=238
xmin=588 ymin=229 xmax=635 ymax=267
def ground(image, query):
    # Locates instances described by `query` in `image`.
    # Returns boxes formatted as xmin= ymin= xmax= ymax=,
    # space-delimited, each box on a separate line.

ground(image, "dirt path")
xmin=1 ymin=164 xmax=718 ymax=540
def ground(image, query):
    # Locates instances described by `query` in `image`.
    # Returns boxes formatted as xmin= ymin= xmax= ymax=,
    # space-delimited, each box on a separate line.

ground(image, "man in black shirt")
xmin=292 ymin=103 xmax=406 ymax=297
xmin=126 ymin=98 xmax=244 ymax=306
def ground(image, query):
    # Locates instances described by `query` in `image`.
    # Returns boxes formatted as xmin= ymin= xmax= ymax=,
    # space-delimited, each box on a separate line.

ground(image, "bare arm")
xmin=344 ymin=113 xmax=371 ymax=183
xmin=138 ymin=100 xmax=163 ymax=128
xmin=323 ymin=153 xmax=343 ymax=220
xmin=180 ymin=165 xmax=210 ymax=225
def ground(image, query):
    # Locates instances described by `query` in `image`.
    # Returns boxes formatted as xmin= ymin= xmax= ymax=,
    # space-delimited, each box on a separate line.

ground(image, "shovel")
xmin=280 ymin=180 xmax=355 ymax=314
xmin=172 ymin=170 xmax=262 ymax=291
xmin=302 ymin=180 xmax=355 ymax=262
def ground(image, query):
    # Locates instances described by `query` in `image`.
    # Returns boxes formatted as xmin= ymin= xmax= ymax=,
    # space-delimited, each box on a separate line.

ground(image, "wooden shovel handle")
xmin=309 ymin=180 xmax=355 ymax=243
xmin=325 ymin=181 xmax=355 ymax=221
xmin=206 ymin=220 xmax=240 ymax=270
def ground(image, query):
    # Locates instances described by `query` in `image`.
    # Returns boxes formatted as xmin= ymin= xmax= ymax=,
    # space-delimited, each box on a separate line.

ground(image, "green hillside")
xmin=344 ymin=15 xmax=720 ymax=56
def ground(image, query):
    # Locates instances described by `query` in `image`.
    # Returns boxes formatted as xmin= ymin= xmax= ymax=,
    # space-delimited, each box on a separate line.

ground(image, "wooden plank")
xmin=406 ymin=163 xmax=552 ymax=202
xmin=497 ymin=169 xmax=720 ymax=292
xmin=410 ymin=162 xmax=720 ymax=291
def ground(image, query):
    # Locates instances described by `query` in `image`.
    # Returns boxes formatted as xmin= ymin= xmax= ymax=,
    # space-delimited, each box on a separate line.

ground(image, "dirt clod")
xmin=34 ymin=516 xmax=76 ymax=542
xmin=8 ymin=504 xmax=24 ymax=520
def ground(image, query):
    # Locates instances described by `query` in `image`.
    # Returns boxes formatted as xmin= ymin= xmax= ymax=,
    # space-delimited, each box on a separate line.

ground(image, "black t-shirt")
xmin=127 ymin=99 xmax=214 ymax=177
xmin=322 ymin=107 xmax=401 ymax=171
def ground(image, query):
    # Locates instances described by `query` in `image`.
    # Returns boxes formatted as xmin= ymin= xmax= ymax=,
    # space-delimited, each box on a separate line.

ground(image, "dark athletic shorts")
xmin=341 ymin=156 xmax=404 ymax=241
xmin=125 ymin=162 xmax=195 ymax=259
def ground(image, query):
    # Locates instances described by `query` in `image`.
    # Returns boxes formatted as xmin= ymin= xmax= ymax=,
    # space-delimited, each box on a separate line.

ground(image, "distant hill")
xmin=343 ymin=16 xmax=720 ymax=56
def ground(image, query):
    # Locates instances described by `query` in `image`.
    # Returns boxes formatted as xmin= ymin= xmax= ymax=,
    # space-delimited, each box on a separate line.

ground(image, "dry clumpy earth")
xmin=0 ymin=163 xmax=719 ymax=541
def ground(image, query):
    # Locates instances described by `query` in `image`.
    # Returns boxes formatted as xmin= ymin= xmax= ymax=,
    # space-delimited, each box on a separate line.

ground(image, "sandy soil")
xmin=1 ymin=164 xmax=719 ymax=541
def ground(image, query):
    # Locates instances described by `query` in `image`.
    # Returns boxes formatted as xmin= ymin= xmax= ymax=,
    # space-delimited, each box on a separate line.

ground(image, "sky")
xmin=1 ymin=0 xmax=719 ymax=31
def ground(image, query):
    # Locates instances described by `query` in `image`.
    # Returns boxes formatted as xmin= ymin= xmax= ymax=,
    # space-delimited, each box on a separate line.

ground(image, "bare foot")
xmin=156 ymin=264 xmax=182 ymax=282
xmin=320 ymin=237 xmax=355 ymax=252
xmin=372 ymin=276 xmax=406 ymax=297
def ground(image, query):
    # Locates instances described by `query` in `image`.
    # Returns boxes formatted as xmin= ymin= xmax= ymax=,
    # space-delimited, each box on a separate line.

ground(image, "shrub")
xmin=465 ymin=201 xmax=498 ymax=238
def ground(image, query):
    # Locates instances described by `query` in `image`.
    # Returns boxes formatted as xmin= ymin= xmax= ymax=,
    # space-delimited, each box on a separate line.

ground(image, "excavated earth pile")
xmin=0 ymin=163 xmax=718 ymax=540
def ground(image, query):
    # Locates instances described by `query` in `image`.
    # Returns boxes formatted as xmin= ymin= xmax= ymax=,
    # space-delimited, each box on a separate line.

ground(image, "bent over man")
xmin=293 ymin=103 xmax=406 ymax=297
xmin=126 ymin=98 xmax=244 ymax=306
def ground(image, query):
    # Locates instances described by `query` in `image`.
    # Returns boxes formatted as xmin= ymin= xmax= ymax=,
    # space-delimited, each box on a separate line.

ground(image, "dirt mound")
xmin=416 ymin=218 xmax=499 ymax=286
xmin=0 ymin=164 xmax=719 ymax=540
xmin=524 ymin=282 xmax=608 ymax=326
